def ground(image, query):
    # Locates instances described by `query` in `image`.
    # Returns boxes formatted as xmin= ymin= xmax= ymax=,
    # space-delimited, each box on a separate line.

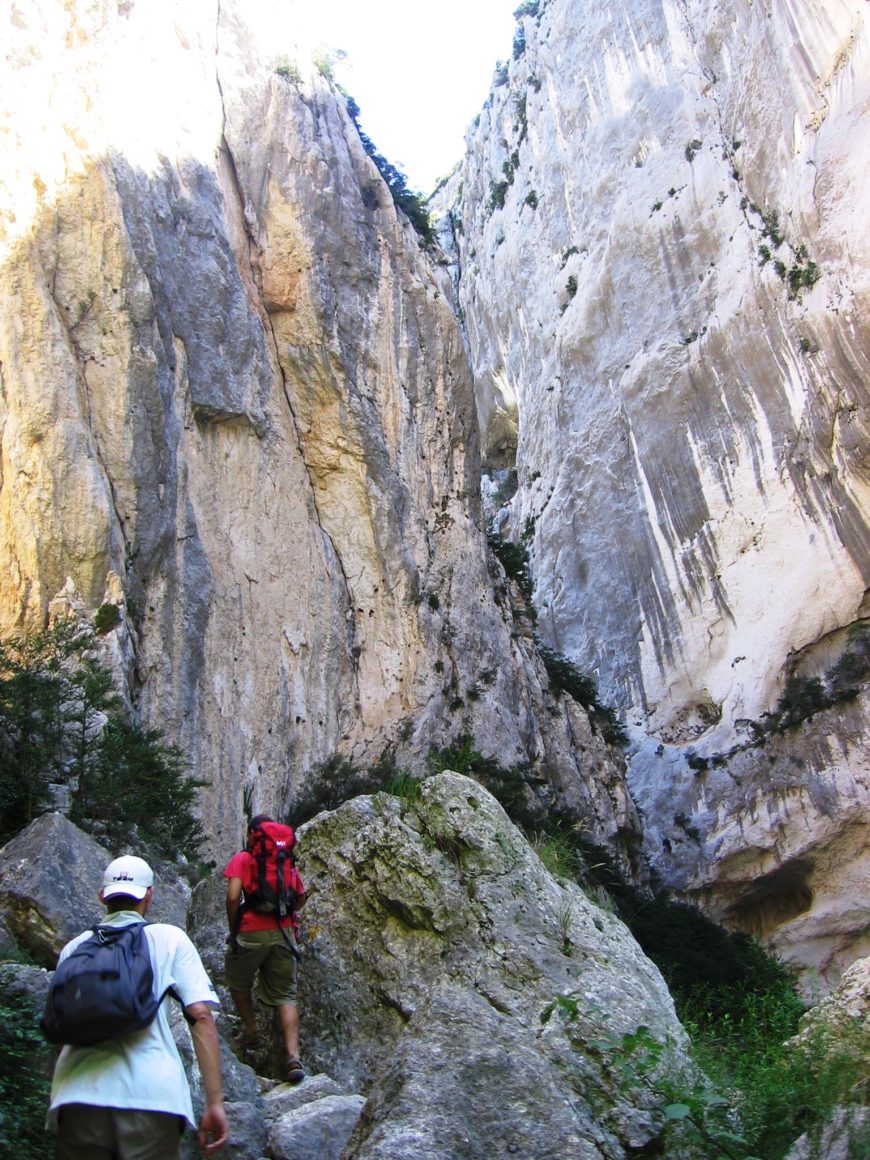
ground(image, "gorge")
xmin=1 ymin=0 xmax=868 ymax=1014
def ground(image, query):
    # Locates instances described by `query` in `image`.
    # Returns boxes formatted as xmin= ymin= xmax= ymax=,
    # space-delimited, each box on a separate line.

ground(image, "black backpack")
xmin=41 ymin=921 xmax=168 ymax=1047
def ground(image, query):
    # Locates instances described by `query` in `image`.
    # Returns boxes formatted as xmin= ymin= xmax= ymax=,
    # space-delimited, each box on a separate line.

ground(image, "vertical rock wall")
xmin=451 ymin=0 xmax=870 ymax=736
xmin=0 ymin=0 xmax=631 ymax=858
xmin=445 ymin=0 xmax=870 ymax=986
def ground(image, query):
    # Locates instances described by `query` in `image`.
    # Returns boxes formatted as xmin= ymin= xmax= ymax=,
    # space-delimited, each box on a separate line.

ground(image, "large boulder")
xmin=0 ymin=813 xmax=190 ymax=966
xmin=284 ymin=772 xmax=695 ymax=1158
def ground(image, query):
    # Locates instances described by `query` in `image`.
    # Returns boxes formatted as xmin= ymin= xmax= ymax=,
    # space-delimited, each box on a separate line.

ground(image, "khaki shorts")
xmin=54 ymin=1105 xmax=184 ymax=1159
xmin=224 ymin=927 xmax=298 ymax=1006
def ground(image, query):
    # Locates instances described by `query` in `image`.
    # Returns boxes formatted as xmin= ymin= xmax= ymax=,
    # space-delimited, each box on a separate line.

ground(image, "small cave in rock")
xmin=726 ymin=859 xmax=814 ymax=937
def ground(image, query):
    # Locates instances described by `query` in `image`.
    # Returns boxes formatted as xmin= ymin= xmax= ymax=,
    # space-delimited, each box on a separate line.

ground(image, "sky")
xmin=291 ymin=0 xmax=521 ymax=194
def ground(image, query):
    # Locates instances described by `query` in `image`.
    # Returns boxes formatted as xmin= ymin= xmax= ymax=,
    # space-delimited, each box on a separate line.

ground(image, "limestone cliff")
xmin=3 ymin=0 xmax=869 ymax=994
xmin=0 ymin=0 xmax=630 ymax=858
xmin=442 ymin=0 xmax=870 ymax=988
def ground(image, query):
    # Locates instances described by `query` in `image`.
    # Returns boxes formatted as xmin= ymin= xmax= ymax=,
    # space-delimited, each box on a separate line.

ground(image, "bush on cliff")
xmin=0 ymin=623 xmax=206 ymax=859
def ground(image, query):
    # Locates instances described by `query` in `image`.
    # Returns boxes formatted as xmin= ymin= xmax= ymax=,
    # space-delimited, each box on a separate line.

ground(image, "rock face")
xmin=2 ymin=0 xmax=869 ymax=993
xmin=0 ymin=0 xmax=629 ymax=859
xmin=2 ymin=801 xmax=699 ymax=1159
xmin=0 ymin=812 xmax=189 ymax=965
xmin=441 ymin=0 xmax=870 ymax=986
xmin=292 ymin=772 xmax=693 ymax=1158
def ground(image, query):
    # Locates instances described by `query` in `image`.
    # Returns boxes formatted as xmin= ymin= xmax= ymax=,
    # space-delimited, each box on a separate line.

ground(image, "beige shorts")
xmin=224 ymin=927 xmax=298 ymax=1006
xmin=54 ymin=1105 xmax=184 ymax=1159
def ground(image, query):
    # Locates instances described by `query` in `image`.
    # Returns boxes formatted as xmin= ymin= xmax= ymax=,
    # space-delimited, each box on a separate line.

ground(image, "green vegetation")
xmin=685 ymin=138 xmax=703 ymax=162
xmin=693 ymin=624 xmax=870 ymax=768
xmin=536 ymin=643 xmax=628 ymax=746
xmin=786 ymin=244 xmax=820 ymax=298
xmin=274 ymin=58 xmax=301 ymax=84
xmin=429 ymin=733 xmax=536 ymax=826
xmin=532 ymin=823 xmax=867 ymax=1157
xmin=488 ymin=179 xmax=509 ymax=212
xmin=561 ymin=274 xmax=578 ymax=312
xmin=344 ymin=96 xmax=434 ymax=244
xmin=93 ymin=602 xmax=121 ymax=635
xmin=531 ymin=829 xmax=578 ymax=879
xmin=543 ymin=1000 xmax=746 ymax=1156
xmin=312 ymin=49 xmax=334 ymax=81
xmin=492 ymin=468 xmax=519 ymax=505
xmin=486 ymin=526 xmax=535 ymax=613
xmin=0 ymin=623 xmax=207 ymax=859
xmin=0 ymin=981 xmax=54 ymax=1158
xmin=288 ymin=748 xmax=414 ymax=825
xmin=515 ymin=92 xmax=528 ymax=143
xmin=683 ymin=981 xmax=869 ymax=1158
xmin=743 ymin=200 xmax=820 ymax=299
xmin=760 ymin=628 xmax=870 ymax=733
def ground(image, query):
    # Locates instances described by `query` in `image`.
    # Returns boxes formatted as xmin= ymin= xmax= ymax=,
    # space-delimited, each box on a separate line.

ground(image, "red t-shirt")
xmin=224 ymin=850 xmax=304 ymax=932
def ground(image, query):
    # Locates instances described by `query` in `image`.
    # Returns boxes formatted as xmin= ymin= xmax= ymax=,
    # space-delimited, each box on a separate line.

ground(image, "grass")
xmin=681 ymin=981 xmax=869 ymax=1157
xmin=531 ymin=830 xmax=578 ymax=880
xmin=530 ymin=816 xmax=868 ymax=1157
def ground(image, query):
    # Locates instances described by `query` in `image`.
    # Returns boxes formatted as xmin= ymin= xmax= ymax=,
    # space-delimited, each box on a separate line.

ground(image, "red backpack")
xmin=242 ymin=820 xmax=302 ymax=920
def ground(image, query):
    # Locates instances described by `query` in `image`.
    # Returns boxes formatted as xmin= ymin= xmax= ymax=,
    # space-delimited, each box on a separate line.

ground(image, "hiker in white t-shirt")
xmin=47 ymin=855 xmax=228 ymax=1159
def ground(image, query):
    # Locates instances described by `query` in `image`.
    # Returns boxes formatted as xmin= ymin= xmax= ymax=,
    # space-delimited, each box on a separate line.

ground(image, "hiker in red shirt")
xmin=223 ymin=814 xmax=306 ymax=1083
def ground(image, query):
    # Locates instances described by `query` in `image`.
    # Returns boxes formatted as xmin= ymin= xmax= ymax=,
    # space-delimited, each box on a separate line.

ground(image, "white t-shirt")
xmin=48 ymin=910 xmax=220 ymax=1130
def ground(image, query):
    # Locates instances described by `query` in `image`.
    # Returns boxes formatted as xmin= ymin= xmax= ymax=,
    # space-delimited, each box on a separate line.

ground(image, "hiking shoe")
xmin=287 ymin=1057 xmax=305 ymax=1084
xmin=234 ymin=1029 xmax=263 ymax=1051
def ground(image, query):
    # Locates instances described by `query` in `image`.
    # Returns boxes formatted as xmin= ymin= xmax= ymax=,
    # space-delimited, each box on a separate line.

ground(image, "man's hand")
xmin=186 ymin=1001 xmax=228 ymax=1154
xmin=199 ymin=1102 xmax=229 ymax=1155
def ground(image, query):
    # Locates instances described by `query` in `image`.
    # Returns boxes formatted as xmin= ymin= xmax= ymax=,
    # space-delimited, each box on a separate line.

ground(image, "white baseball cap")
xmin=102 ymin=855 xmax=154 ymax=900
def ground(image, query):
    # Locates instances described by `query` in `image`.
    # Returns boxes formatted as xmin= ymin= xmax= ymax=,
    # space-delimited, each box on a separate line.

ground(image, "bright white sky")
xmin=293 ymin=0 xmax=521 ymax=193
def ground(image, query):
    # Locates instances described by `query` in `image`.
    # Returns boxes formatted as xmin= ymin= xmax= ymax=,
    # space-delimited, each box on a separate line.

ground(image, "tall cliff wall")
xmin=0 ymin=0 xmax=632 ymax=857
xmin=3 ymin=0 xmax=868 ymax=991
xmin=443 ymin=0 xmax=870 ymax=987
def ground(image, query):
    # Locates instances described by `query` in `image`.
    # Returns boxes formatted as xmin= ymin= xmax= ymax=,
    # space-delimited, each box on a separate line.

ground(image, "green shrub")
xmin=344 ymin=95 xmax=434 ymax=244
xmin=488 ymin=180 xmax=509 ymax=211
xmin=683 ymin=977 xmax=868 ymax=1158
xmin=492 ymin=468 xmax=518 ymax=505
xmin=536 ymin=643 xmax=628 ymax=747
xmin=0 ymin=988 xmax=53 ymax=1158
xmin=0 ymin=627 xmax=71 ymax=837
xmin=312 ymin=50 xmax=334 ymax=80
xmin=515 ymin=92 xmax=528 ymax=141
xmin=760 ymin=208 xmax=785 ymax=248
xmin=787 ymin=247 xmax=820 ymax=298
xmin=288 ymin=749 xmax=402 ymax=825
xmin=73 ymin=719 xmax=207 ymax=858
xmin=274 ymin=59 xmax=301 ymax=84
xmin=385 ymin=770 xmax=422 ymax=802
xmin=764 ymin=674 xmax=830 ymax=732
xmin=428 ymin=733 xmax=539 ymax=828
xmin=486 ymin=529 xmax=535 ymax=614
xmin=93 ymin=602 xmax=121 ymax=634
xmin=531 ymin=831 xmax=578 ymax=879
xmin=0 ymin=623 xmax=207 ymax=859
